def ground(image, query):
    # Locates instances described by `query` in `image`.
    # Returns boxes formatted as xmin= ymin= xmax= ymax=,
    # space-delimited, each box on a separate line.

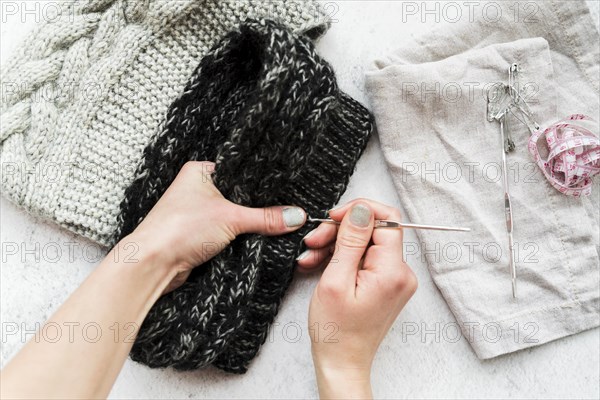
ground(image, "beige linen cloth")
xmin=365 ymin=0 xmax=599 ymax=359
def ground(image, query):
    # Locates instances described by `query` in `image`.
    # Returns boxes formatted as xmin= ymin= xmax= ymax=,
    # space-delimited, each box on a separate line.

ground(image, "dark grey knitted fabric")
xmin=115 ymin=19 xmax=373 ymax=373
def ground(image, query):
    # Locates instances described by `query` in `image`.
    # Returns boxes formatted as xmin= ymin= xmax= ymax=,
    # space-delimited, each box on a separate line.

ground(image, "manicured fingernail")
xmin=328 ymin=203 xmax=343 ymax=213
xmin=283 ymin=207 xmax=305 ymax=227
xmin=350 ymin=204 xmax=371 ymax=227
xmin=303 ymin=228 xmax=317 ymax=241
xmin=296 ymin=250 xmax=310 ymax=261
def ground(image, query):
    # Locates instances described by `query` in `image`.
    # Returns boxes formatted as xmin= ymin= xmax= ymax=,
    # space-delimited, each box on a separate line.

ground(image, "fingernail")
xmin=296 ymin=250 xmax=310 ymax=261
xmin=350 ymin=204 xmax=371 ymax=227
xmin=328 ymin=203 xmax=343 ymax=213
xmin=282 ymin=207 xmax=305 ymax=227
xmin=303 ymin=228 xmax=317 ymax=241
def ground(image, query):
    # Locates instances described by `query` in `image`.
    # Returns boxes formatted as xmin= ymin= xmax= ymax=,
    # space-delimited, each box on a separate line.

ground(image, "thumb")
xmin=231 ymin=205 xmax=307 ymax=236
xmin=321 ymin=202 xmax=374 ymax=291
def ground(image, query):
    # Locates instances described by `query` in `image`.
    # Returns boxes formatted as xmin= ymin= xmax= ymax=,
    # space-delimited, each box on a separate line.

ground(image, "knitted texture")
xmin=0 ymin=0 xmax=328 ymax=245
xmin=115 ymin=19 xmax=373 ymax=373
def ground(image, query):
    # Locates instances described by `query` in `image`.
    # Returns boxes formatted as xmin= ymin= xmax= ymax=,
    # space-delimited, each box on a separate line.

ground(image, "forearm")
xmin=1 ymin=235 xmax=176 ymax=399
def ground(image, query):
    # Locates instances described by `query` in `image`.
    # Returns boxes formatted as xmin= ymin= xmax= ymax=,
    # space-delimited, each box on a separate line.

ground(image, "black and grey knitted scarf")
xmin=115 ymin=19 xmax=373 ymax=373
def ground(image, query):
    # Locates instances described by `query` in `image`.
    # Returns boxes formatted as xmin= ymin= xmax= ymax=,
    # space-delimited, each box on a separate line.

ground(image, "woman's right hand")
xmin=298 ymin=199 xmax=418 ymax=399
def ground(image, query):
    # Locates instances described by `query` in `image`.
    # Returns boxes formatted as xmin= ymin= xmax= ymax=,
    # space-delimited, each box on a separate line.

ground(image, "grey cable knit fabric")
xmin=114 ymin=18 xmax=373 ymax=373
xmin=1 ymin=0 xmax=329 ymax=245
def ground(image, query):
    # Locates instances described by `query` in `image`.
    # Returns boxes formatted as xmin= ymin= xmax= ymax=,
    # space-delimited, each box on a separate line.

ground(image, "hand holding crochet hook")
xmin=2 ymin=161 xmax=419 ymax=400
xmin=299 ymin=199 xmax=419 ymax=399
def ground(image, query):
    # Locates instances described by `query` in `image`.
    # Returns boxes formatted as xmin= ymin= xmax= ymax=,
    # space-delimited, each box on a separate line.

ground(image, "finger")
xmin=329 ymin=198 xmax=403 ymax=247
xmin=362 ymin=244 xmax=405 ymax=274
xmin=359 ymin=252 xmax=418 ymax=302
xmin=231 ymin=205 xmax=306 ymax=236
xmin=303 ymin=222 xmax=338 ymax=249
xmin=297 ymin=254 xmax=333 ymax=274
xmin=328 ymin=198 xmax=395 ymax=218
xmin=328 ymin=198 xmax=397 ymax=221
xmin=320 ymin=202 xmax=374 ymax=293
xmin=361 ymin=208 xmax=404 ymax=276
xmin=296 ymin=244 xmax=336 ymax=270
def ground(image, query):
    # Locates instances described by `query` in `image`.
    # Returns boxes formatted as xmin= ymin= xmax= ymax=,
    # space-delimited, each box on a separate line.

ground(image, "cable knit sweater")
xmin=1 ymin=0 xmax=328 ymax=245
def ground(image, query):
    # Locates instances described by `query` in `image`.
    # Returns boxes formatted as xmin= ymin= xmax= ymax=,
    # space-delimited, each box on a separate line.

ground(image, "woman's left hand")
xmin=0 ymin=160 xmax=308 ymax=400
xmin=125 ymin=160 xmax=307 ymax=293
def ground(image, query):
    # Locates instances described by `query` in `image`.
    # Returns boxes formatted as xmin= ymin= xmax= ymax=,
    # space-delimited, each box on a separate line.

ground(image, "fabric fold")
xmin=365 ymin=0 xmax=599 ymax=359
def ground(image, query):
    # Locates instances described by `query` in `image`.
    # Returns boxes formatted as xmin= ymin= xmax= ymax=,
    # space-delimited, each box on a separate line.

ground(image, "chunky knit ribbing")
xmin=115 ymin=19 xmax=373 ymax=373
xmin=0 ymin=0 xmax=328 ymax=245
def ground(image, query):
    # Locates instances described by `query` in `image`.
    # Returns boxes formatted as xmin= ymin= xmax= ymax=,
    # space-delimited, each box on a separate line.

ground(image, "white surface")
xmin=1 ymin=1 xmax=599 ymax=399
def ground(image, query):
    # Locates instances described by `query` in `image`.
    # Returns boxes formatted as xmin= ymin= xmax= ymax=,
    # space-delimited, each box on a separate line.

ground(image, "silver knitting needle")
xmin=307 ymin=217 xmax=471 ymax=232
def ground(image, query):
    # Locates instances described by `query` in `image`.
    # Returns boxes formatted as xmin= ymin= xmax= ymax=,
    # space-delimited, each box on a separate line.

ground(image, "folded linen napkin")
xmin=365 ymin=0 xmax=599 ymax=359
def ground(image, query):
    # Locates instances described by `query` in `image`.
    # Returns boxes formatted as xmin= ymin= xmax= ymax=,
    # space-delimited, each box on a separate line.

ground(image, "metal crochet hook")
xmin=499 ymin=114 xmax=517 ymax=298
xmin=307 ymin=217 xmax=471 ymax=232
xmin=487 ymin=104 xmax=518 ymax=298
xmin=487 ymin=65 xmax=522 ymax=299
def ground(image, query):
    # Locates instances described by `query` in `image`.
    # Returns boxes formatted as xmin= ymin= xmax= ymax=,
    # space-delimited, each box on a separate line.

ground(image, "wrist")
xmin=119 ymin=230 xmax=181 ymax=271
xmin=111 ymin=233 xmax=180 ymax=293
xmin=314 ymin=362 xmax=372 ymax=399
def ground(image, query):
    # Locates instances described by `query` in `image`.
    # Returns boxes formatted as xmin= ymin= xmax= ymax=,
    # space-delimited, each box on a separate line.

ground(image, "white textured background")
xmin=1 ymin=1 xmax=599 ymax=399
